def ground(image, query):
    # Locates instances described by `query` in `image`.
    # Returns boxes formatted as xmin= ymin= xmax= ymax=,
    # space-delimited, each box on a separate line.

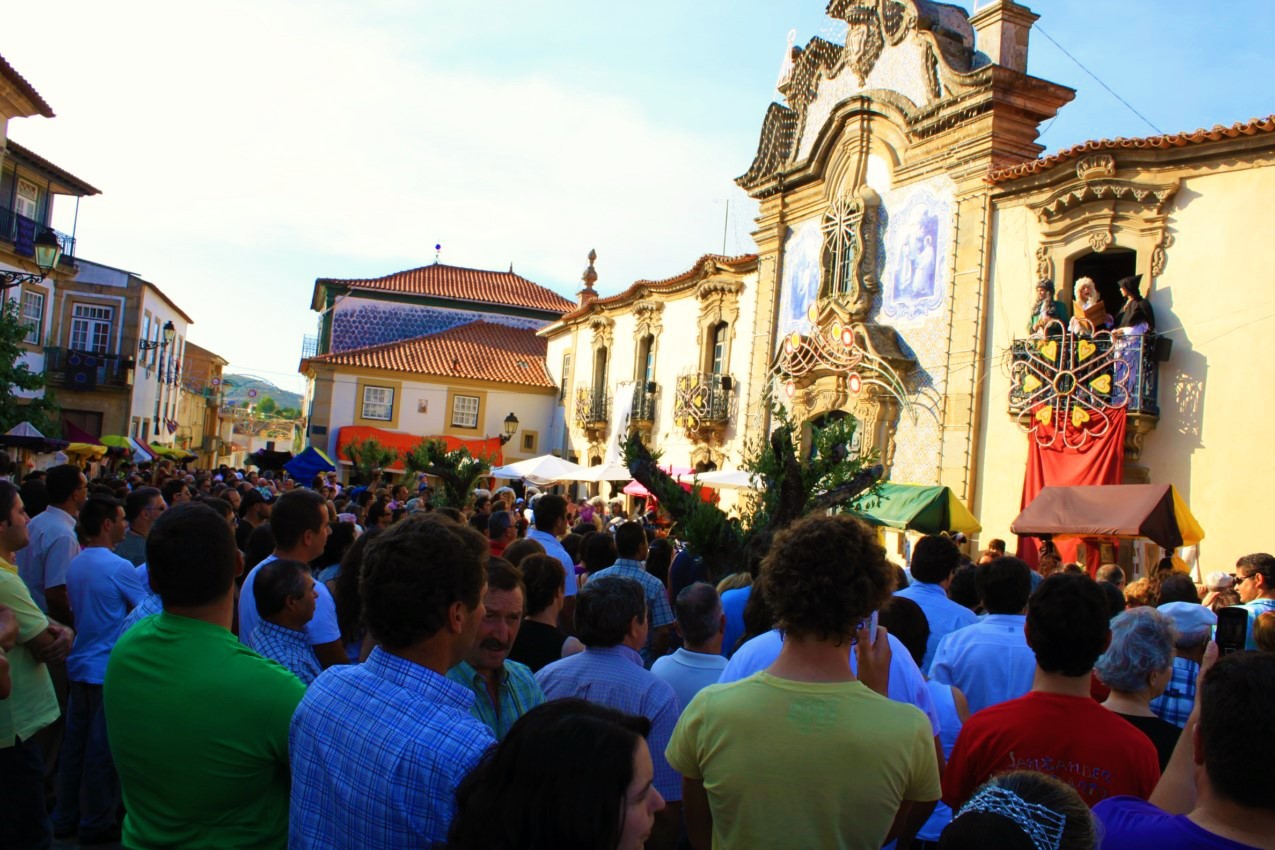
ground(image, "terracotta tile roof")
xmin=304 ymin=320 xmax=554 ymax=388
xmin=4 ymin=141 xmax=100 ymax=196
xmin=315 ymin=262 xmax=574 ymax=314
xmin=561 ymin=253 xmax=758 ymax=320
xmin=987 ymin=114 xmax=1275 ymax=184
xmin=0 ymin=54 xmax=53 ymax=118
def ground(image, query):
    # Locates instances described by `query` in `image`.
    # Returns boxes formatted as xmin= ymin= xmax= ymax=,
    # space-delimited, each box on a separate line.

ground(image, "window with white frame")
xmin=69 ymin=304 xmax=113 ymax=354
xmin=361 ymin=386 xmax=394 ymax=421
xmin=19 ymin=290 xmax=44 ymax=344
xmin=450 ymin=394 xmax=480 ymax=429
xmin=14 ymin=178 xmax=39 ymax=220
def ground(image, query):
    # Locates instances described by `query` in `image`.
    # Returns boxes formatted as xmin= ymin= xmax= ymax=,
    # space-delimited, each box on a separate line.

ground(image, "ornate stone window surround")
xmin=1030 ymin=154 xmax=1177 ymax=298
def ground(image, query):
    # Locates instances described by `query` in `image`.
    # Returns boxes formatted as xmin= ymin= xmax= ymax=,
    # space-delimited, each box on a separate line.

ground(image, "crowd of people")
xmin=1 ymin=450 xmax=1273 ymax=849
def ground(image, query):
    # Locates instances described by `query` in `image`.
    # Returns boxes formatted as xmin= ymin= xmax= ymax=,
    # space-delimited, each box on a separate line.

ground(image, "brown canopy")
xmin=1011 ymin=484 xmax=1204 ymax=552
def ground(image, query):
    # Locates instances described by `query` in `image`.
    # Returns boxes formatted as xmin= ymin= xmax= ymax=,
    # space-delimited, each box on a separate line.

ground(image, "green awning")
xmin=847 ymin=482 xmax=981 ymax=535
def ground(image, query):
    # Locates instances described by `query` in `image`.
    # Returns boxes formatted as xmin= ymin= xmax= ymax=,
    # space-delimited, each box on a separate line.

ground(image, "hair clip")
xmin=957 ymin=785 xmax=1066 ymax=850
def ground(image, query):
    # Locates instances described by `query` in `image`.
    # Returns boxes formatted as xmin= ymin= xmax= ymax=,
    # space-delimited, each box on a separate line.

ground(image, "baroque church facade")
xmin=549 ymin=0 xmax=1275 ymax=567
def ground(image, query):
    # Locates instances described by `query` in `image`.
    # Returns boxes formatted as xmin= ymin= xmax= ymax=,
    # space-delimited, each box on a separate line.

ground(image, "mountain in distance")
xmin=221 ymin=374 xmax=303 ymax=411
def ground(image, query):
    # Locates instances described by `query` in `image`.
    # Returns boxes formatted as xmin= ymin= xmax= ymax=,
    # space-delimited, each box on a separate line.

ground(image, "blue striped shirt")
xmin=289 ymin=647 xmax=495 ymax=848
xmin=536 ymin=644 xmax=682 ymax=802
xmin=446 ymin=659 xmax=544 ymax=741
xmin=246 ymin=620 xmax=322 ymax=686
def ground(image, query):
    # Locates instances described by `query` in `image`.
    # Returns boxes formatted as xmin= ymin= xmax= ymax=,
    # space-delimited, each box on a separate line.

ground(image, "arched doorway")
xmin=1071 ymin=247 xmax=1136 ymax=319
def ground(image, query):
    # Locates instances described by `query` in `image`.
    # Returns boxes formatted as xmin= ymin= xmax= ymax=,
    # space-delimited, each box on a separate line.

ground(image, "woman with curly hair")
xmin=666 ymin=514 xmax=940 ymax=850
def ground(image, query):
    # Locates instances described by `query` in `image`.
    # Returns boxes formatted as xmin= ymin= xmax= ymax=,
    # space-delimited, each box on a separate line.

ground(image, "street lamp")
xmin=500 ymin=411 xmax=520 ymax=445
xmin=0 ymin=228 xmax=63 ymax=291
xmin=139 ymin=320 xmax=176 ymax=352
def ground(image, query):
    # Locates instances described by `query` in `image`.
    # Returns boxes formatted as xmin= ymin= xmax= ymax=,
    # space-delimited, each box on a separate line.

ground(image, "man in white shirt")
xmin=237 ymin=489 xmax=345 ymax=668
xmin=17 ymin=464 xmax=86 ymax=624
xmin=930 ymin=555 xmax=1036 ymax=714
xmin=652 ymin=582 xmax=727 ymax=712
xmin=525 ymin=495 xmax=578 ymax=628
xmin=894 ymin=534 xmax=977 ymax=672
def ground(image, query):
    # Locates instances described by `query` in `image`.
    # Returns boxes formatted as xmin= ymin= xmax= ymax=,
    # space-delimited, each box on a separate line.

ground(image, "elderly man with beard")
xmin=447 ymin=558 xmax=544 ymax=740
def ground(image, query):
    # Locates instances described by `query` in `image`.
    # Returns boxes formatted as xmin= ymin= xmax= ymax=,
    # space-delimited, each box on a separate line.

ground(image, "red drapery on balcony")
xmin=1017 ymin=407 xmax=1127 ymax=573
xmin=335 ymin=426 xmax=504 ymax=472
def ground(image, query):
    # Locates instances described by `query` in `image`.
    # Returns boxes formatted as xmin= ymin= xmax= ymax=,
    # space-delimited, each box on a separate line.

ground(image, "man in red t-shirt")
xmin=943 ymin=573 xmax=1160 ymax=808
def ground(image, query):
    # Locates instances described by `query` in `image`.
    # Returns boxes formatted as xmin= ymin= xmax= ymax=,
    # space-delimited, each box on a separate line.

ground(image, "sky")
xmin=5 ymin=0 xmax=1271 ymax=395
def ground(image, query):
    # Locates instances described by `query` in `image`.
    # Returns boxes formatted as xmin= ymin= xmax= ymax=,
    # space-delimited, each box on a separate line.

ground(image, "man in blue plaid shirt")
xmin=289 ymin=515 xmax=495 ymax=848
xmin=589 ymin=521 xmax=675 ymax=665
xmin=446 ymin=559 xmax=544 ymax=740
xmin=245 ymin=559 xmax=322 ymax=685
xmin=536 ymin=576 xmax=682 ymax=850
xmin=1150 ymin=601 xmax=1216 ymax=728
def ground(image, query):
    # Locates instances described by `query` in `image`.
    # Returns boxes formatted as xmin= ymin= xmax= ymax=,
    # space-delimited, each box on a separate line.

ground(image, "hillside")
xmin=221 ymin=374 xmax=303 ymax=411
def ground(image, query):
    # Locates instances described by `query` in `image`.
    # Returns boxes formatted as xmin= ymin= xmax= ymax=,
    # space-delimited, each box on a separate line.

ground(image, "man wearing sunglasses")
xmin=1234 ymin=553 xmax=1275 ymax=650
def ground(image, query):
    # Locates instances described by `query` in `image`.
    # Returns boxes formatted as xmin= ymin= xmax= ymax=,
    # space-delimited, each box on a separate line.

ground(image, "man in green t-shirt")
xmin=666 ymin=514 xmax=941 ymax=850
xmin=104 ymin=502 xmax=306 ymax=849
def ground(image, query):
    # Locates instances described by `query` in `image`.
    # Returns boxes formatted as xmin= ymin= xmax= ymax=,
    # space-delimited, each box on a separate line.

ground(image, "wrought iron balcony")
xmin=631 ymin=382 xmax=659 ymax=426
xmin=44 ymin=347 xmax=131 ymax=391
xmin=1008 ymin=332 xmax=1161 ymax=418
xmin=673 ymin=372 xmax=734 ymax=441
xmin=300 ymin=334 xmax=318 ymax=359
xmin=1008 ymin=328 xmax=1166 ymax=461
xmin=0 ymin=207 xmax=76 ymax=263
xmin=574 ymin=385 xmax=610 ymax=436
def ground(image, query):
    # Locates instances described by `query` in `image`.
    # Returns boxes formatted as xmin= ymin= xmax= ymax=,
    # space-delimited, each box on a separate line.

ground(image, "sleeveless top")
xmin=508 ymin=619 xmax=567 ymax=673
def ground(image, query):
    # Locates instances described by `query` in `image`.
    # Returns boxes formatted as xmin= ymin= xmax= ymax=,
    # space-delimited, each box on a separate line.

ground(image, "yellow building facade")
xmin=728 ymin=0 xmax=1275 ymax=569
xmin=536 ymin=1 xmax=1272 ymax=568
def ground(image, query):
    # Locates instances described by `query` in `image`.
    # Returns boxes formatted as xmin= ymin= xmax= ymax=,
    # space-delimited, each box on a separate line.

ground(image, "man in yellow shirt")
xmin=0 ymin=480 xmax=75 ymax=848
xmin=666 ymin=514 xmax=940 ymax=850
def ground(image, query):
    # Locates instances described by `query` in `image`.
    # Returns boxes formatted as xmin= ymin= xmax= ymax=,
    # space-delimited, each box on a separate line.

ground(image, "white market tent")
xmin=676 ymin=469 xmax=767 ymax=491
xmin=490 ymin=454 xmax=590 ymax=487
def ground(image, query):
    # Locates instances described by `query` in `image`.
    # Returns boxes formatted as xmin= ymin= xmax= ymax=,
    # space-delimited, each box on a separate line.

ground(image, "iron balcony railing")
xmin=673 ymin=372 xmax=734 ymax=429
xmin=43 ymin=347 xmax=131 ymax=391
xmin=574 ymin=385 xmax=611 ymax=430
xmin=0 ymin=207 xmax=76 ymax=262
xmin=1008 ymin=332 xmax=1162 ymax=418
xmin=300 ymin=334 xmax=318 ymax=359
xmin=631 ymin=382 xmax=659 ymax=424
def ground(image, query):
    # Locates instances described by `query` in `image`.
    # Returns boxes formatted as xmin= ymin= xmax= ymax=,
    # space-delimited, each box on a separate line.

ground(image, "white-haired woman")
xmin=1095 ymin=607 xmax=1181 ymax=770
xmin=1068 ymin=276 xmax=1111 ymax=335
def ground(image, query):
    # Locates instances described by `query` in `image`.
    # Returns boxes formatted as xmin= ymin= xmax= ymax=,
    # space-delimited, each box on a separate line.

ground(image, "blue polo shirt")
xmin=65 ymin=546 xmax=149 ymax=684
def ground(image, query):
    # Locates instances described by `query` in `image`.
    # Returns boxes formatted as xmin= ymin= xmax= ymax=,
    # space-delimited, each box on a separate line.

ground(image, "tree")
xmin=256 ymin=395 xmax=277 ymax=416
xmin=402 ymin=439 xmax=493 ymax=509
xmin=344 ymin=437 xmax=400 ymax=485
xmin=0 ymin=297 xmax=61 ymax=436
xmin=275 ymin=406 xmax=302 ymax=420
xmin=623 ymin=403 xmax=881 ymax=581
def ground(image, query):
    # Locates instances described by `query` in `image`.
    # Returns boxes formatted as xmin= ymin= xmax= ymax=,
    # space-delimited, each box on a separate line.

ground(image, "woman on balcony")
xmin=1112 ymin=274 xmax=1156 ymax=406
xmin=1113 ymin=274 xmax=1155 ymax=335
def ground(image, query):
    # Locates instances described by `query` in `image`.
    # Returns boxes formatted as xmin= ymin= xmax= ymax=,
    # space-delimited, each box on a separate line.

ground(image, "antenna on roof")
xmin=509 ymin=262 xmax=514 ymax=273
xmin=434 ymin=243 xmax=442 ymax=264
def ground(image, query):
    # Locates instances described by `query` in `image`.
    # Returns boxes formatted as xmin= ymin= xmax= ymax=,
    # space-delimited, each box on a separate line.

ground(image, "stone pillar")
xmin=970 ymin=1 xmax=1039 ymax=74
